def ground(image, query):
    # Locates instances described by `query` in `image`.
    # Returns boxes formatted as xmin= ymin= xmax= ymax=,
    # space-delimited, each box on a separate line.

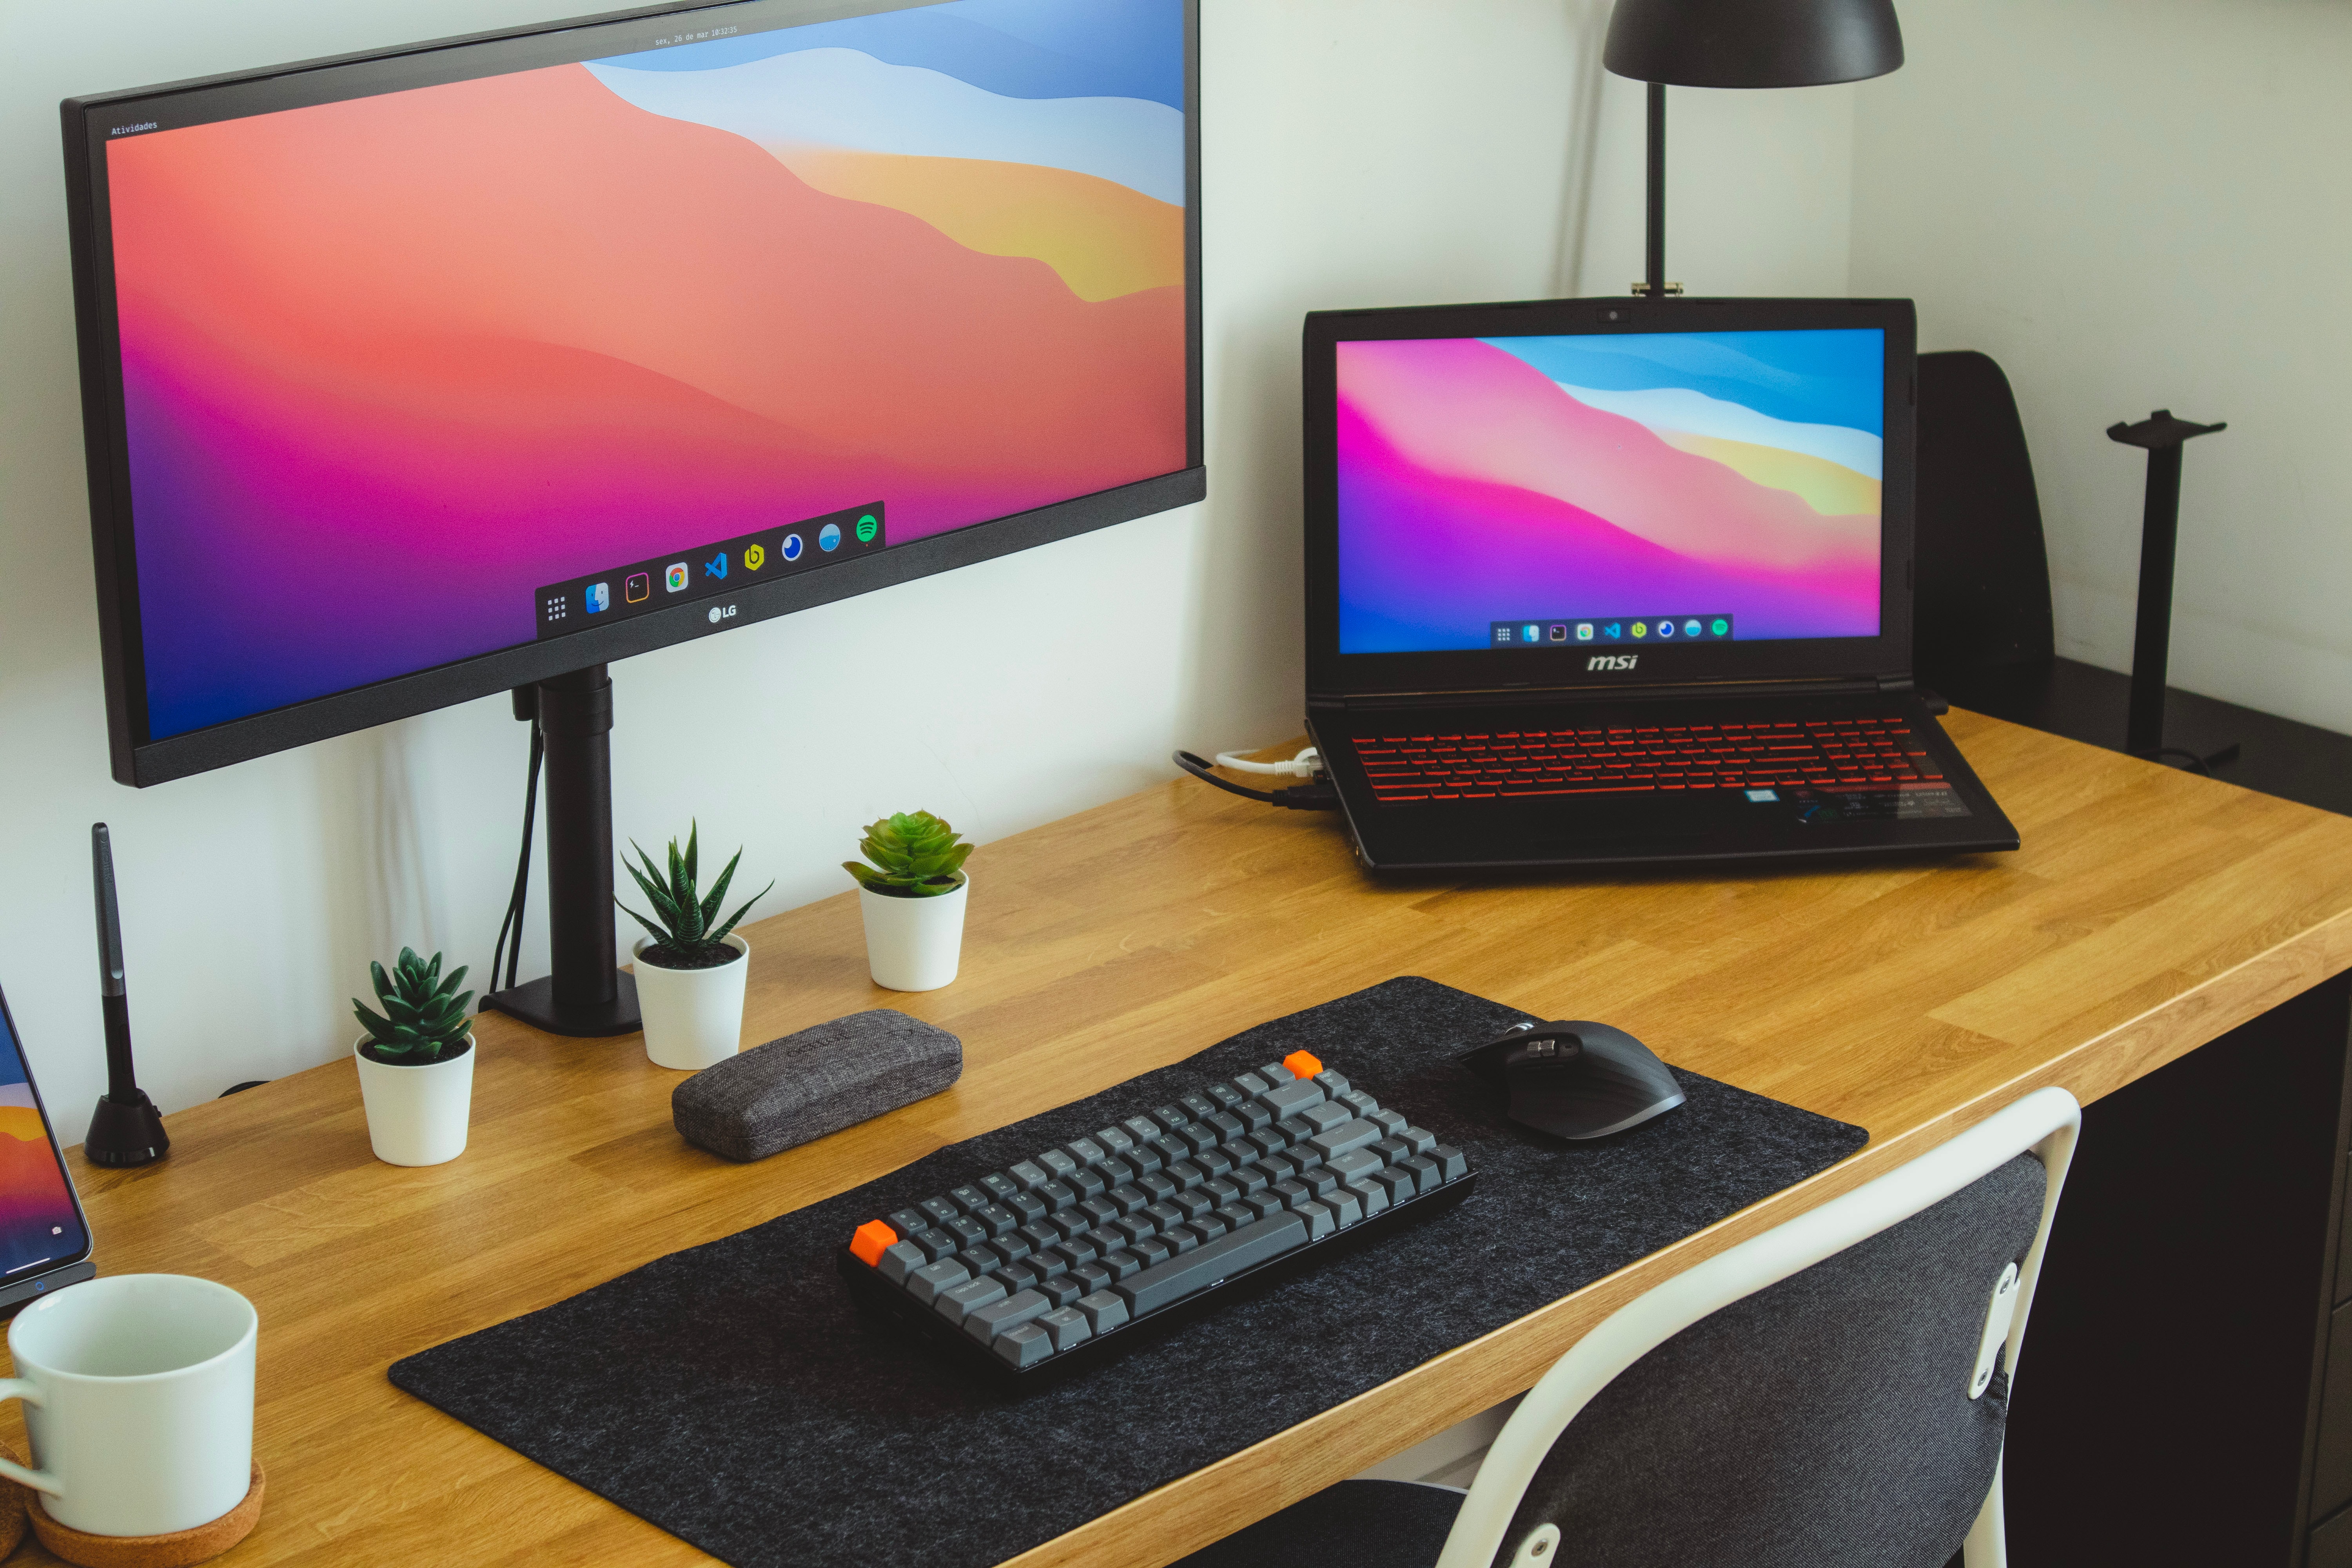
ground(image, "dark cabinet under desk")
xmin=2002 ymin=971 xmax=2352 ymax=1568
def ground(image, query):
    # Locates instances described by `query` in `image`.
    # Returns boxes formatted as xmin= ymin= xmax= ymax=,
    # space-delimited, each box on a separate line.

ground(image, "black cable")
xmin=2156 ymin=746 xmax=2214 ymax=778
xmin=490 ymin=715 xmax=545 ymax=995
xmin=1172 ymin=751 xmax=1339 ymax=810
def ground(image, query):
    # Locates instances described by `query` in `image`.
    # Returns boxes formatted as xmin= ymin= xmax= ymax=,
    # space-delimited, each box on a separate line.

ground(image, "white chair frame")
xmin=1432 ymin=1085 xmax=2082 ymax=1568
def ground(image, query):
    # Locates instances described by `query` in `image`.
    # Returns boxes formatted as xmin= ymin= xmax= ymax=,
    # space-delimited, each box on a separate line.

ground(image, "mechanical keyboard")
xmin=1349 ymin=713 xmax=1947 ymax=806
xmin=839 ymin=1048 xmax=1474 ymax=1379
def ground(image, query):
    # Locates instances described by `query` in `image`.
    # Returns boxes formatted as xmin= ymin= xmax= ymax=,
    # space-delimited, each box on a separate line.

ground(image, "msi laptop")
xmin=1301 ymin=296 xmax=2019 ymax=873
xmin=0 ymin=975 xmax=95 ymax=1313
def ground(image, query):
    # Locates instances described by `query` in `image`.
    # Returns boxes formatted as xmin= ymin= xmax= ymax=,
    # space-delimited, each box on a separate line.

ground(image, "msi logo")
xmin=1586 ymin=654 xmax=1639 ymax=671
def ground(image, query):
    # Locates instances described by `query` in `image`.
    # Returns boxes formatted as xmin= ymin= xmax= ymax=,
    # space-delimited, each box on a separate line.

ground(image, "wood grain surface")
xmin=11 ymin=710 xmax=2352 ymax=1568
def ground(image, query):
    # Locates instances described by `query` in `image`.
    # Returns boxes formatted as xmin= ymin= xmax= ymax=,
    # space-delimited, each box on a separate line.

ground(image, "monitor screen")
xmin=0 ymin=994 xmax=89 ymax=1283
xmin=73 ymin=0 xmax=1197 ymax=772
xmin=1333 ymin=328 xmax=1884 ymax=655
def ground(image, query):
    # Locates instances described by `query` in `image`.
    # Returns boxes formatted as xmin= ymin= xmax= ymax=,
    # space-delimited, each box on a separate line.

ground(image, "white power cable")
xmin=1213 ymin=746 xmax=1320 ymax=778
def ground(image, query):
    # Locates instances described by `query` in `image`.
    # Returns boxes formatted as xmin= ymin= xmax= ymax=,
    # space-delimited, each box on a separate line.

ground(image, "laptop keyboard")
xmin=1349 ymin=715 xmax=1946 ymax=805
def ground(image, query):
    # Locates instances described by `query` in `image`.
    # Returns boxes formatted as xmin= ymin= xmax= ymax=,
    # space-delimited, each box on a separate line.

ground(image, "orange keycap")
xmin=850 ymin=1220 xmax=897 ymax=1267
xmin=1283 ymin=1049 xmax=1324 ymax=1080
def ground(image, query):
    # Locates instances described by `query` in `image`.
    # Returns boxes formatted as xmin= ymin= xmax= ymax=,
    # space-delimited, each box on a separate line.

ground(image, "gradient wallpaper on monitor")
xmin=0 ymin=1008 xmax=84 ymax=1280
xmin=106 ymin=0 xmax=1189 ymax=739
xmin=1335 ymin=329 xmax=1884 ymax=653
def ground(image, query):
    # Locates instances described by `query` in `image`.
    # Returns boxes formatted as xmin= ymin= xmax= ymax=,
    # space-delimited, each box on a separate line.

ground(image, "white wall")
xmin=0 ymin=0 xmax=1856 ymax=1119
xmin=1851 ymin=0 xmax=2352 ymax=732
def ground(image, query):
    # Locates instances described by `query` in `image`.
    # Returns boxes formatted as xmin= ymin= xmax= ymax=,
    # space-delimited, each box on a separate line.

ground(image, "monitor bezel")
xmin=62 ymin=0 xmax=1205 ymax=787
xmin=1301 ymin=296 xmax=1916 ymax=701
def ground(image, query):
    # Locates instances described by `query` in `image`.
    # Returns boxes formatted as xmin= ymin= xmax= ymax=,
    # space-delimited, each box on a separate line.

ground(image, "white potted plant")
xmin=619 ymin=822 xmax=772 ymax=1070
xmin=352 ymin=947 xmax=475 ymax=1167
xmin=844 ymin=811 xmax=972 ymax=991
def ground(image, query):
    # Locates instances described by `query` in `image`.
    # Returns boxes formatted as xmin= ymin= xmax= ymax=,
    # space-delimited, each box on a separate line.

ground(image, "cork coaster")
xmin=0 ymin=1441 xmax=29 ymax=1559
xmin=27 ymin=1461 xmax=263 ymax=1568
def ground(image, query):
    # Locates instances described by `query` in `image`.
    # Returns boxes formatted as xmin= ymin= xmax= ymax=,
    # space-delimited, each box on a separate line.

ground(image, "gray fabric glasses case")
xmin=674 ymin=1010 xmax=962 ymax=1162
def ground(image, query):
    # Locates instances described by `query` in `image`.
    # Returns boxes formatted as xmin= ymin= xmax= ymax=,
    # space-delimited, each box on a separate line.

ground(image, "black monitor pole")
xmin=481 ymin=664 xmax=641 ymax=1036
xmin=2107 ymin=410 xmax=2227 ymax=766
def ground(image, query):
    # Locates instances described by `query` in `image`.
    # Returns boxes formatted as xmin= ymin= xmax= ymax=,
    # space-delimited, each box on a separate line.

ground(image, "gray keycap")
xmin=943 ymin=1214 xmax=986 ymax=1249
xmin=1374 ymin=1168 xmax=1416 ymax=1204
xmin=1115 ymin=1211 xmax=1310 ymax=1316
xmin=1399 ymin=1125 xmax=1439 ymax=1154
xmin=1371 ymin=1108 xmax=1408 ymax=1135
xmin=1133 ymin=1235 xmax=1174 ymax=1267
xmin=1341 ymin=1089 xmax=1381 ymax=1118
xmin=1036 ymin=1149 xmax=1080 ymax=1180
xmin=1270 ymin=1178 xmax=1311 ymax=1211
xmin=1401 ymin=1154 xmax=1442 ymax=1195
xmin=1300 ymin=1099 xmax=1352 ymax=1135
xmin=1325 ymin=1145 xmax=1383 ymax=1183
xmin=1040 ymin=1274 xmax=1084 ymax=1308
xmin=918 ymin=1196 xmax=959 ymax=1227
xmin=1094 ymin=1125 xmax=1137 ymax=1156
xmin=1241 ymin=1192 xmax=1286 ymax=1221
xmin=1347 ymin=1175 xmax=1388 ymax=1217
xmin=1076 ymin=1290 xmax=1130 ymax=1332
xmin=903 ymin=1260 xmax=969 ymax=1307
xmin=1163 ymin=1225 xmax=1199 ymax=1254
xmin=1099 ymin=1249 xmax=1145 ymax=1282
xmin=980 ymin=1172 xmax=1021 ymax=1203
xmin=1234 ymin=1072 xmax=1270 ymax=1096
xmin=878 ymin=1241 xmax=927 ymax=1284
xmin=965 ymin=1288 xmax=1051 ymax=1343
xmin=1430 ymin=1145 xmax=1470 ymax=1181
xmin=934 ymin=1274 xmax=1007 ymax=1326
xmin=1008 ymin=1160 xmax=1051 ymax=1191
xmin=993 ymin=1321 xmax=1054 ymax=1368
xmin=887 ymin=1207 xmax=929 ymax=1236
xmin=1123 ymin=1115 xmax=1162 ymax=1144
xmin=1325 ymin=1185 xmax=1366 ymax=1227
xmin=1070 ymin=1261 xmax=1114 ymax=1295
xmin=1256 ymin=1060 xmax=1296 ymax=1085
xmin=1372 ymin=1136 xmax=1412 ymax=1167
xmin=1065 ymin=1137 xmax=1107 ymax=1168
xmin=910 ymin=1228 xmax=957 ymax=1263
xmin=1040 ymin=1305 xmax=1093 ymax=1351
xmin=1261 ymin=1078 xmax=1326 ymax=1120
xmin=1309 ymin=1117 xmax=1382 ymax=1160
xmin=1314 ymin=1069 xmax=1352 ymax=1096
xmin=1296 ymin=1199 xmax=1337 ymax=1240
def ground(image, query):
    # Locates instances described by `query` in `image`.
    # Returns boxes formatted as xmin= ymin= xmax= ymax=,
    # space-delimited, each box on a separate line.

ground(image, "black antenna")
xmin=85 ymin=824 xmax=168 ymax=1167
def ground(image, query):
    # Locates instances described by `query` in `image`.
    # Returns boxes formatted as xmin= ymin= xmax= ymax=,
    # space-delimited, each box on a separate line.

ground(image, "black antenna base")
xmin=85 ymin=1090 xmax=169 ymax=1167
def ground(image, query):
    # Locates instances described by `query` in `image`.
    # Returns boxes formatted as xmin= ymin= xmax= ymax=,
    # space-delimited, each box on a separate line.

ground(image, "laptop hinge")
xmin=1311 ymin=677 xmax=1884 ymax=712
xmin=1876 ymin=675 xmax=1915 ymax=695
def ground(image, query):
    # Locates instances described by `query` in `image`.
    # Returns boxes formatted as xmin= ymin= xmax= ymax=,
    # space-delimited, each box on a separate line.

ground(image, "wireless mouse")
xmin=1458 ymin=1020 xmax=1685 ymax=1140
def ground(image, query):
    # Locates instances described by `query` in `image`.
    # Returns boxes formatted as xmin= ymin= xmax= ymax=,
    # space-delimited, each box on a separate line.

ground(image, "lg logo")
xmin=707 ymin=604 xmax=737 ymax=624
xmin=1587 ymin=653 xmax=1639 ymax=671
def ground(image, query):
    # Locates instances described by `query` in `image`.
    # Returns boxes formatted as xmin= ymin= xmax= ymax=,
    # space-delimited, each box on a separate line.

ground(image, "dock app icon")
xmin=625 ymin=572 xmax=650 ymax=603
xmin=665 ymin=562 xmax=689 ymax=593
xmin=584 ymin=582 xmax=609 ymax=613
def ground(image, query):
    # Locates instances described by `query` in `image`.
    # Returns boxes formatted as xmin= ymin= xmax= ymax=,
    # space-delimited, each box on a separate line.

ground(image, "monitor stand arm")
xmin=481 ymin=663 xmax=642 ymax=1037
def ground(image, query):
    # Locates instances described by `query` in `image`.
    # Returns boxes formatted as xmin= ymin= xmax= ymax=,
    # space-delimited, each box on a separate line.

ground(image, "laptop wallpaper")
xmin=104 ymin=0 xmax=1189 ymax=739
xmin=0 ymin=1008 xmax=84 ymax=1279
xmin=1334 ymin=329 xmax=1884 ymax=653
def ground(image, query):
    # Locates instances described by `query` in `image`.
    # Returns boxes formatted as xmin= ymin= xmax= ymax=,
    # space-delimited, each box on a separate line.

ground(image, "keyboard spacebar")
xmin=1118 ymin=1212 xmax=1310 ymax=1316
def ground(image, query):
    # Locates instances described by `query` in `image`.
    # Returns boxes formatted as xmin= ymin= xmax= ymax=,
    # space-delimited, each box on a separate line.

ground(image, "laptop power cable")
xmin=1172 ymin=748 xmax=1339 ymax=810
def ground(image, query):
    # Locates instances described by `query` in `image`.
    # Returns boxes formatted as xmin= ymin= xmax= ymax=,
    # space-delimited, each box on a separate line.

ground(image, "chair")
xmin=1912 ymin=350 xmax=2056 ymax=695
xmin=1174 ymin=1087 xmax=2081 ymax=1568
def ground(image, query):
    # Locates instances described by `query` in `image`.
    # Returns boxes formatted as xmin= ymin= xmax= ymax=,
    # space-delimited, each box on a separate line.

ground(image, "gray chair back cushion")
xmin=1501 ymin=1152 xmax=2046 ymax=1568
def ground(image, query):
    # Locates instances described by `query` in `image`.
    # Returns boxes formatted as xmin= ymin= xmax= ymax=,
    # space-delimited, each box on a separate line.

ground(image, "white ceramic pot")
xmin=633 ymin=933 xmax=750 ymax=1070
xmin=859 ymin=878 xmax=968 ymax=992
xmin=354 ymin=1034 xmax=474 ymax=1167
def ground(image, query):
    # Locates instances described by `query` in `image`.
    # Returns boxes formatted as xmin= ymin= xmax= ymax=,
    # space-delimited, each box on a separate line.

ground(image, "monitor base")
xmin=481 ymin=973 xmax=641 ymax=1038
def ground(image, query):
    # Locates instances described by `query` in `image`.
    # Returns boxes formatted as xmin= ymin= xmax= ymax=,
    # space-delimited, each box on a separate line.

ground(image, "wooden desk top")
xmin=17 ymin=711 xmax=2352 ymax=1568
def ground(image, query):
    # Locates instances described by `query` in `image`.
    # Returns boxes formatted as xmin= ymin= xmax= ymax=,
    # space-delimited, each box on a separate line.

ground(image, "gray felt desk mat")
xmin=389 ymin=977 xmax=1867 ymax=1568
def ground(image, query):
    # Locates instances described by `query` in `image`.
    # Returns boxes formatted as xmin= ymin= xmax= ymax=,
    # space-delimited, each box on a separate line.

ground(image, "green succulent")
xmin=354 ymin=947 xmax=474 ymax=1065
xmin=618 ymin=820 xmax=772 ymax=969
xmin=844 ymin=810 xmax=972 ymax=898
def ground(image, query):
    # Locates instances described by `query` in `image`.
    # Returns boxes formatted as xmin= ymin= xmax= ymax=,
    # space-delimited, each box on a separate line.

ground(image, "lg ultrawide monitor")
xmin=64 ymin=0 xmax=1203 ymax=786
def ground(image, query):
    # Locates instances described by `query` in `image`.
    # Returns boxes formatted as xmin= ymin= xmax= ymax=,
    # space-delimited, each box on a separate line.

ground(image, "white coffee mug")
xmin=0 ymin=1274 xmax=256 ymax=1537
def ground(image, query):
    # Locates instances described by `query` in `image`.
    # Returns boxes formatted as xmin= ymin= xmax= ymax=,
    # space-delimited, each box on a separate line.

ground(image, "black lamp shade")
xmin=1604 ymin=0 xmax=1904 ymax=87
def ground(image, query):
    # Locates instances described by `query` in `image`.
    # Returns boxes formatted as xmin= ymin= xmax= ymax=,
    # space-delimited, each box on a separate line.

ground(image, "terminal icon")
xmin=626 ymin=572 xmax=649 ymax=603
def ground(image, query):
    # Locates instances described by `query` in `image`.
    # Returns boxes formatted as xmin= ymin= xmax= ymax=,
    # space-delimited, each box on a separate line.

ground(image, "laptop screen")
xmin=1334 ymin=327 xmax=1884 ymax=655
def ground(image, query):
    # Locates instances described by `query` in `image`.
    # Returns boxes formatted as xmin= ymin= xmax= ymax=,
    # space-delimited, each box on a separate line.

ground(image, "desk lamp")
xmin=1604 ymin=0 xmax=1904 ymax=296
